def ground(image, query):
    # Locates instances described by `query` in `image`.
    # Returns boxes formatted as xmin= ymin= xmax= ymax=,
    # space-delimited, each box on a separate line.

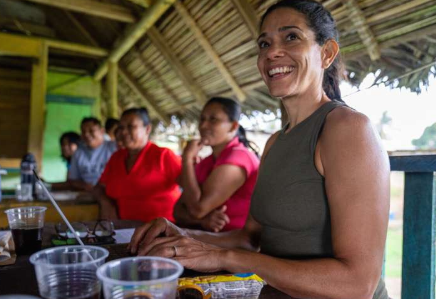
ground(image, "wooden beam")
xmin=341 ymin=0 xmax=380 ymax=61
xmin=119 ymin=66 xmax=171 ymax=125
xmin=28 ymin=41 xmax=48 ymax=170
xmin=93 ymin=0 xmax=178 ymax=81
xmin=174 ymin=2 xmax=246 ymax=102
xmin=0 ymin=32 xmax=41 ymax=57
xmin=0 ymin=32 xmax=108 ymax=58
xmin=124 ymin=0 xmax=152 ymax=8
xmin=20 ymin=0 xmax=135 ymax=23
xmin=0 ymin=158 xmax=21 ymax=169
xmin=133 ymin=47 xmax=186 ymax=110
xmin=367 ymin=0 xmax=434 ymax=24
xmin=230 ymin=0 xmax=259 ymax=39
xmin=46 ymin=39 xmax=108 ymax=57
xmin=64 ymin=11 xmax=99 ymax=47
xmin=107 ymin=61 xmax=119 ymax=118
xmin=0 ymin=16 xmax=56 ymax=38
xmin=146 ymin=26 xmax=208 ymax=105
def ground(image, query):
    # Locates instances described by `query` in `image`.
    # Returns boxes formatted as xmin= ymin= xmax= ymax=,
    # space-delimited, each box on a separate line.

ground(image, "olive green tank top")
xmin=250 ymin=101 xmax=388 ymax=299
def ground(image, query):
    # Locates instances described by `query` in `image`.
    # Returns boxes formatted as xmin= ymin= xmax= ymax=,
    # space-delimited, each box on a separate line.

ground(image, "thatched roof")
xmin=1 ymin=0 xmax=435 ymax=123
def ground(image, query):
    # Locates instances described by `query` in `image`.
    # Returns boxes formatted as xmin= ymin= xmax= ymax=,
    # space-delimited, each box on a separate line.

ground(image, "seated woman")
xmin=51 ymin=131 xmax=80 ymax=190
xmin=94 ymin=107 xmax=182 ymax=222
xmin=129 ymin=1 xmax=390 ymax=298
xmin=174 ymin=97 xmax=260 ymax=232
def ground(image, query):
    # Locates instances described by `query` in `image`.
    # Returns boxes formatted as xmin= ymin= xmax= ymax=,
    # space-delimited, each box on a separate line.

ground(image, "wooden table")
xmin=0 ymin=220 xmax=292 ymax=298
xmin=0 ymin=192 xmax=99 ymax=228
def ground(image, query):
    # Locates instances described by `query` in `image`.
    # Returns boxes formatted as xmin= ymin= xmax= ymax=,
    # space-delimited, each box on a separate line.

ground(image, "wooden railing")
xmin=389 ymin=155 xmax=436 ymax=299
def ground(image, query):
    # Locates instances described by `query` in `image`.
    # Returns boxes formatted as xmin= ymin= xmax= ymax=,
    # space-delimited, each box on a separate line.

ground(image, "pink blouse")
xmin=195 ymin=137 xmax=259 ymax=231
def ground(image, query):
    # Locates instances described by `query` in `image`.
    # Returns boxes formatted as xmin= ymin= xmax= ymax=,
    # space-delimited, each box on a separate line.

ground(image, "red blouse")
xmin=99 ymin=142 xmax=182 ymax=223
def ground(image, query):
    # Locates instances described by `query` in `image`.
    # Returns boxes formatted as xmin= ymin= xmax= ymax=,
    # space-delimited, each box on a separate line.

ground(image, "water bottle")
xmin=20 ymin=153 xmax=37 ymax=201
xmin=0 ymin=165 xmax=7 ymax=202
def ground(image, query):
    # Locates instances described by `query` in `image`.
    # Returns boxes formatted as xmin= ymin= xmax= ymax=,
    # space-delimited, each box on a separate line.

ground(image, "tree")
xmin=377 ymin=111 xmax=392 ymax=140
xmin=412 ymin=122 xmax=436 ymax=149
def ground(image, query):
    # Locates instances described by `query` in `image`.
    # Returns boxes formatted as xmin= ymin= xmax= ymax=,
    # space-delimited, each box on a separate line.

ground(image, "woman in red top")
xmin=174 ymin=97 xmax=260 ymax=232
xmin=94 ymin=107 xmax=181 ymax=223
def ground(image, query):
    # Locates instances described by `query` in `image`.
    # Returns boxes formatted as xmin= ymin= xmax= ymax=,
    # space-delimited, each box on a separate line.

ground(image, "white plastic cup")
xmin=97 ymin=257 xmax=183 ymax=299
xmin=30 ymin=245 xmax=109 ymax=299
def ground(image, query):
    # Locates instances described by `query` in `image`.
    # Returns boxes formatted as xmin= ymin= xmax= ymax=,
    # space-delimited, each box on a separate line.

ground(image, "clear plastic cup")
xmin=30 ymin=245 xmax=109 ymax=299
xmin=97 ymin=257 xmax=184 ymax=299
xmin=4 ymin=206 xmax=47 ymax=255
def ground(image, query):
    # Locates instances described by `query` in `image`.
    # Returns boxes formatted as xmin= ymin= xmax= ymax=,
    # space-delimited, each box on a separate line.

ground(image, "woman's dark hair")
xmin=206 ymin=97 xmax=259 ymax=156
xmin=60 ymin=132 xmax=80 ymax=146
xmin=121 ymin=107 xmax=150 ymax=126
xmin=261 ymin=0 xmax=344 ymax=102
xmin=105 ymin=118 xmax=120 ymax=132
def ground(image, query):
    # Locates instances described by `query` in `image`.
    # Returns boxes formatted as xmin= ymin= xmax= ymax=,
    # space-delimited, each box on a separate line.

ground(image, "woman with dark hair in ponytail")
xmin=131 ymin=1 xmax=389 ymax=298
xmin=173 ymin=97 xmax=260 ymax=232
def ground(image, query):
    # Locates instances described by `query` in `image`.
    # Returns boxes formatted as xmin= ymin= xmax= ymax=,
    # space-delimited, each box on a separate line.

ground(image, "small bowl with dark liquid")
xmin=4 ymin=206 xmax=47 ymax=255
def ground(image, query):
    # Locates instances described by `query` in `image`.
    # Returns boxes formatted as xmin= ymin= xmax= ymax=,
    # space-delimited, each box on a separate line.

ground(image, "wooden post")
xmin=390 ymin=155 xmax=436 ymax=299
xmin=402 ymin=172 xmax=435 ymax=299
xmin=29 ymin=41 xmax=48 ymax=170
xmin=107 ymin=61 xmax=118 ymax=118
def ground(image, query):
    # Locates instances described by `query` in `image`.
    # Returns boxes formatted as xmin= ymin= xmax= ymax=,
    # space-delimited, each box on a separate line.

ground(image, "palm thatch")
xmin=1 ymin=0 xmax=435 ymax=123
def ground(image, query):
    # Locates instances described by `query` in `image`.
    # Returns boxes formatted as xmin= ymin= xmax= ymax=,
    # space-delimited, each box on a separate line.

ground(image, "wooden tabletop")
xmin=0 ymin=220 xmax=293 ymax=298
xmin=0 ymin=192 xmax=99 ymax=228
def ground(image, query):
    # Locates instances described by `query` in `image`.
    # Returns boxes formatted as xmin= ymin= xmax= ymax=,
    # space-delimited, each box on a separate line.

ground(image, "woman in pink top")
xmin=174 ymin=97 xmax=260 ymax=232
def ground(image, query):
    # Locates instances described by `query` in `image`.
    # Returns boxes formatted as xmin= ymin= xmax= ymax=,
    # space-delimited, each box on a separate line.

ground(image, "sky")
xmin=241 ymin=70 xmax=436 ymax=152
xmin=342 ymin=71 xmax=436 ymax=151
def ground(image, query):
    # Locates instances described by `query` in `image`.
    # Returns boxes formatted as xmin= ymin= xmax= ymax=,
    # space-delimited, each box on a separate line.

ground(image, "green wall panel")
xmin=42 ymin=101 xmax=92 ymax=182
xmin=42 ymin=72 xmax=101 ymax=182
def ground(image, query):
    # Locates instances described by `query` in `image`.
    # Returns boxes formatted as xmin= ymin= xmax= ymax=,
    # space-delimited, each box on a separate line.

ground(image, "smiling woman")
xmin=173 ymin=97 xmax=260 ymax=232
xmin=129 ymin=1 xmax=390 ymax=299
xmin=93 ymin=107 xmax=182 ymax=223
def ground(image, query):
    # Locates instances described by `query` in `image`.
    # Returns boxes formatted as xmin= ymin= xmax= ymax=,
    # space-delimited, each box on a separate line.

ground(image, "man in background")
xmin=68 ymin=117 xmax=117 ymax=191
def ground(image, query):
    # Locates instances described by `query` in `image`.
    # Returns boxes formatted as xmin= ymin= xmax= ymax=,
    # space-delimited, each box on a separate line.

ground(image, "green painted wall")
xmin=42 ymin=72 xmax=101 ymax=182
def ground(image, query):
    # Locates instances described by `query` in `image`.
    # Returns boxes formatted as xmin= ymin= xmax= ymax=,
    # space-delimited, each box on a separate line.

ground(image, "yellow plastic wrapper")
xmin=178 ymin=273 xmax=266 ymax=299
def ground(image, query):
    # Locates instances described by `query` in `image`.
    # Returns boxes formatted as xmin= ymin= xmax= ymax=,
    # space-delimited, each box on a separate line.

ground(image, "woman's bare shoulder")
xmin=324 ymin=105 xmax=374 ymax=139
xmin=320 ymin=105 xmax=385 ymax=162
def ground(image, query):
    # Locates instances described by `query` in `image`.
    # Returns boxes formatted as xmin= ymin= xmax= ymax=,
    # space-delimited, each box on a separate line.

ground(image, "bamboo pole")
xmin=119 ymin=66 xmax=171 ymax=125
xmin=146 ymin=26 xmax=208 ymax=105
xmin=107 ymin=61 xmax=119 ymax=118
xmin=94 ymin=0 xmax=178 ymax=81
xmin=124 ymin=0 xmax=151 ymax=8
xmin=28 ymin=41 xmax=48 ymax=170
xmin=174 ymin=1 xmax=246 ymax=102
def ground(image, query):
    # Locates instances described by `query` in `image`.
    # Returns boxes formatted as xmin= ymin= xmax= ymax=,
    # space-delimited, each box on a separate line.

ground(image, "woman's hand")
xmin=182 ymin=140 xmax=203 ymax=162
xmin=100 ymin=200 xmax=119 ymax=221
xmin=129 ymin=217 xmax=187 ymax=255
xmin=137 ymin=234 xmax=226 ymax=273
xmin=201 ymin=205 xmax=230 ymax=232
